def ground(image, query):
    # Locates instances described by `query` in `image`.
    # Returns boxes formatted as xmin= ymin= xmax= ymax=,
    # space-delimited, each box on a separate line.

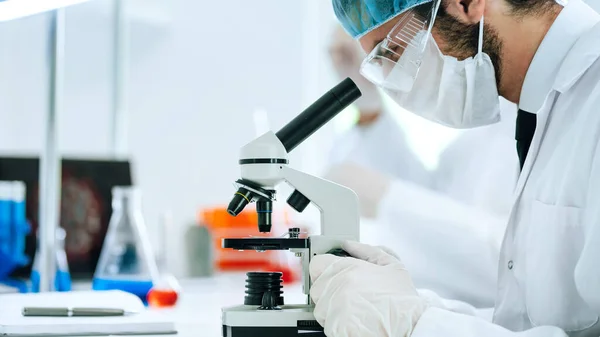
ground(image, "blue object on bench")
xmin=30 ymin=227 xmax=72 ymax=293
xmin=0 ymin=181 xmax=31 ymax=293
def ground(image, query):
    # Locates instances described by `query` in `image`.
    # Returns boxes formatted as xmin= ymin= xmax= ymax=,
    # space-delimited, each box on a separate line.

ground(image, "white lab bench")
xmin=72 ymin=274 xmax=307 ymax=337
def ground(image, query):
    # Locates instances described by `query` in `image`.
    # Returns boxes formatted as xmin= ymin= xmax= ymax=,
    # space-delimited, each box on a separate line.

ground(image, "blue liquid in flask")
xmin=93 ymin=187 xmax=158 ymax=302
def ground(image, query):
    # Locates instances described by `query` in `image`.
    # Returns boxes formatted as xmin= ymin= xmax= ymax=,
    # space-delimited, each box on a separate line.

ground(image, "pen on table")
xmin=22 ymin=307 xmax=136 ymax=317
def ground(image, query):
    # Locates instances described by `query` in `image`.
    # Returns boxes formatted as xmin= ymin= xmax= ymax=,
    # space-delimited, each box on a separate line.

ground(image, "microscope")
xmin=221 ymin=78 xmax=363 ymax=337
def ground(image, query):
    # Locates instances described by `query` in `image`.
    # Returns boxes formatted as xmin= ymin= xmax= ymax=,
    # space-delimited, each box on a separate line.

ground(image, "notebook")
xmin=0 ymin=290 xmax=176 ymax=336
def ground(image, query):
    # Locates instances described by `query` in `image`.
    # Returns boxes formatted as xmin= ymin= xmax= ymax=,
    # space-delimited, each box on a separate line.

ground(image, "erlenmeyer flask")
xmin=92 ymin=186 xmax=158 ymax=301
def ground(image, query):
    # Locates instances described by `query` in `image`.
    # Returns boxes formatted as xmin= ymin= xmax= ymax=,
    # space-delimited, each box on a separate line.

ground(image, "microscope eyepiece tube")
xmin=275 ymin=78 xmax=361 ymax=153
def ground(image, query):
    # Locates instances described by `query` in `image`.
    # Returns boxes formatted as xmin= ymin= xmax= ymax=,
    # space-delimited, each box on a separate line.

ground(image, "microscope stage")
xmin=222 ymin=238 xmax=309 ymax=250
xmin=222 ymin=304 xmax=324 ymax=337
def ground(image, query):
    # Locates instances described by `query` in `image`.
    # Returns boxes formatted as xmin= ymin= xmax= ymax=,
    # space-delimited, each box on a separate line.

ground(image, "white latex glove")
xmin=329 ymin=26 xmax=382 ymax=114
xmin=310 ymin=241 xmax=428 ymax=337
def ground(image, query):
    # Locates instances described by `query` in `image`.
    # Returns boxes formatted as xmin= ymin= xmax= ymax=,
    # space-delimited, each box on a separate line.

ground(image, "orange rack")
xmin=198 ymin=206 xmax=301 ymax=283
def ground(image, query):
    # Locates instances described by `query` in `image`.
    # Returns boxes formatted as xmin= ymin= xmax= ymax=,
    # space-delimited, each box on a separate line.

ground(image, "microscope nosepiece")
xmin=227 ymin=187 xmax=254 ymax=216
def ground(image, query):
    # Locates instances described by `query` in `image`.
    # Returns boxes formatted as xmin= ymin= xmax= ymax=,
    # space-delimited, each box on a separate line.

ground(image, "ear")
xmin=444 ymin=0 xmax=486 ymax=25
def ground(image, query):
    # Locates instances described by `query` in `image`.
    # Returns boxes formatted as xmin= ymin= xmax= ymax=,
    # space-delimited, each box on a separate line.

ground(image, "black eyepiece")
xmin=256 ymin=200 xmax=273 ymax=233
xmin=275 ymin=78 xmax=361 ymax=153
xmin=227 ymin=187 xmax=255 ymax=216
xmin=287 ymin=190 xmax=310 ymax=213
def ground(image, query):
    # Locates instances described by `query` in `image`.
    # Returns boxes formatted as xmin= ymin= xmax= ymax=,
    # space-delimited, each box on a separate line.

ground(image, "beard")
xmin=433 ymin=3 xmax=504 ymax=88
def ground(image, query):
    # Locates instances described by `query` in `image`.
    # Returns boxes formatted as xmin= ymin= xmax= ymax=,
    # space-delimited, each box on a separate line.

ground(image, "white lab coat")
xmin=410 ymin=1 xmax=600 ymax=335
xmin=587 ymin=0 xmax=600 ymax=11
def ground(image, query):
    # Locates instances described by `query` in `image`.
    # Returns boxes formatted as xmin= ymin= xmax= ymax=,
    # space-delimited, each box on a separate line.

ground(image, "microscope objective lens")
xmin=256 ymin=200 xmax=273 ymax=233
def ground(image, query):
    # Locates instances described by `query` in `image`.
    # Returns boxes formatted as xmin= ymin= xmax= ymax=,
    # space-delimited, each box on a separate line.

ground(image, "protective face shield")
xmin=359 ymin=0 xmax=500 ymax=129
xmin=359 ymin=0 xmax=441 ymax=92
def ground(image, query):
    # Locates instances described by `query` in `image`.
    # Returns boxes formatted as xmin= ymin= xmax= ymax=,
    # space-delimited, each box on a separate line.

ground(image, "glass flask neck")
xmin=112 ymin=186 xmax=142 ymax=211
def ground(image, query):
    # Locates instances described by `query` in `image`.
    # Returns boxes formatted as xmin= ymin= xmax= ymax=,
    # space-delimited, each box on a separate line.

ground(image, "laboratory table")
xmin=74 ymin=274 xmax=308 ymax=337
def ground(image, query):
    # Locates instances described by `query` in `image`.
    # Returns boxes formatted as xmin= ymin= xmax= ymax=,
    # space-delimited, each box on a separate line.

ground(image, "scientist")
xmin=310 ymin=0 xmax=600 ymax=336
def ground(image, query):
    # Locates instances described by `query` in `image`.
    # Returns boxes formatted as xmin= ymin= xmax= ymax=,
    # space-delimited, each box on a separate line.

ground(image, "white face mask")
xmin=384 ymin=19 xmax=501 ymax=129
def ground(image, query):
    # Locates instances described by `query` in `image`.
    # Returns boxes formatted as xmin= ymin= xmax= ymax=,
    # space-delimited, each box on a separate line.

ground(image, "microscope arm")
xmin=282 ymin=165 xmax=360 ymax=298
xmin=281 ymin=165 xmax=360 ymax=241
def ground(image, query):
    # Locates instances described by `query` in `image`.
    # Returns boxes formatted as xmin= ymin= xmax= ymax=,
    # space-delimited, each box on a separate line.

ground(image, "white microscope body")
xmin=221 ymin=78 xmax=362 ymax=337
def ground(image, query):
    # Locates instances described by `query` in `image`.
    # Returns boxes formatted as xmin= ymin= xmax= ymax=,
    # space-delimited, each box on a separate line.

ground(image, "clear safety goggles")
xmin=359 ymin=0 xmax=441 ymax=92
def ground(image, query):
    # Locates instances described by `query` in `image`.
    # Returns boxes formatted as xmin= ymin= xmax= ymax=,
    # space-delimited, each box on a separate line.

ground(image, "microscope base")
xmin=221 ymin=304 xmax=325 ymax=337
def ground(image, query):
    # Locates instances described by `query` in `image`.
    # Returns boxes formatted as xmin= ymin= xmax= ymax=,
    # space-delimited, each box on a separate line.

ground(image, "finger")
xmin=309 ymin=254 xmax=343 ymax=282
xmin=309 ymin=255 xmax=357 ymax=304
xmin=342 ymin=240 xmax=402 ymax=267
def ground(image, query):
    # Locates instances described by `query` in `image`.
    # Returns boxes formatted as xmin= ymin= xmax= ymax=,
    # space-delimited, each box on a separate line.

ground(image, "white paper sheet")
xmin=0 ymin=290 xmax=176 ymax=336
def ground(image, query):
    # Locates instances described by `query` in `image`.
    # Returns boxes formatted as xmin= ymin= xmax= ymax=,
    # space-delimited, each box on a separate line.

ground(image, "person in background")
xmin=326 ymin=25 xmax=431 ymax=202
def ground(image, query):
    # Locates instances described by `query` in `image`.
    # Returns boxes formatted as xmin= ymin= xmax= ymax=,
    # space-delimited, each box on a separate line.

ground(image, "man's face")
xmin=358 ymin=2 xmax=503 ymax=86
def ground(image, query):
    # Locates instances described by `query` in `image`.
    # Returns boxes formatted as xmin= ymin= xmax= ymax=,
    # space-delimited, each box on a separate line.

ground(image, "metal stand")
xmin=36 ymin=0 xmax=127 ymax=291
xmin=110 ymin=0 xmax=128 ymax=157
xmin=38 ymin=8 xmax=66 ymax=292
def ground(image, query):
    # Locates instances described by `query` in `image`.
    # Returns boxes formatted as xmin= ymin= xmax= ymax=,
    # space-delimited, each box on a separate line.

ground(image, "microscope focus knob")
xmin=287 ymin=190 xmax=310 ymax=213
xmin=259 ymin=291 xmax=280 ymax=310
xmin=288 ymin=227 xmax=301 ymax=238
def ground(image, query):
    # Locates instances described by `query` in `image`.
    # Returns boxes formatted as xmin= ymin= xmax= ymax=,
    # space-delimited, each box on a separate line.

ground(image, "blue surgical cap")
xmin=332 ymin=0 xmax=432 ymax=39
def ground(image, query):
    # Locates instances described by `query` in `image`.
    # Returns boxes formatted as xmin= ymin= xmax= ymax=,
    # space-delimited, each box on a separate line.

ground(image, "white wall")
xmin=0 ymin=0 xmax=308 ymax=276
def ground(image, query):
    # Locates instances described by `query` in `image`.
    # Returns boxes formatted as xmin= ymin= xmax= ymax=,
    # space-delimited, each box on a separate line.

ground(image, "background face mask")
xmin=383 ymin=20 xmax=502 ymax=129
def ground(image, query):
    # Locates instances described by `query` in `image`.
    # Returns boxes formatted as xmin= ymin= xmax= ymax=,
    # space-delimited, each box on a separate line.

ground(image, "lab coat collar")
xmin=554 ymin=21 xmax=600 ymax=93
xmin=518 ymin=0 xmax=600 ymax=113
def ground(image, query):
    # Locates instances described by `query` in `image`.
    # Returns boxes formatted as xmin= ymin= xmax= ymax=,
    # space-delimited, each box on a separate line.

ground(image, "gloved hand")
xmin=310 ymin=241 xmax=427 ymax=337
xmin=328 ymin=26 xmax=383 ymax=116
